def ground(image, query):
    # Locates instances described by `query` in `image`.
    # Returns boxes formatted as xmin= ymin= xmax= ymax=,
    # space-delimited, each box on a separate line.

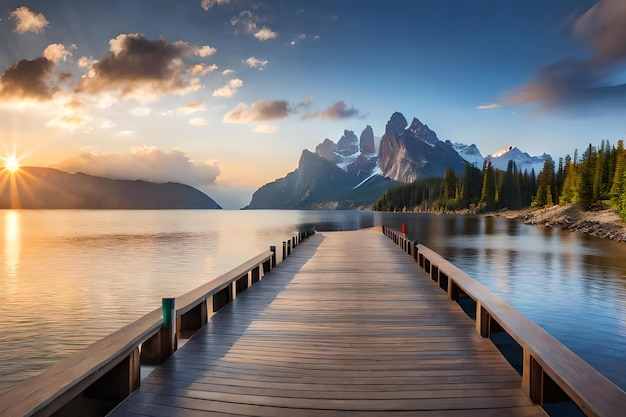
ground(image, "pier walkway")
xmin=107 ymin=228 xmax=546 ymax=417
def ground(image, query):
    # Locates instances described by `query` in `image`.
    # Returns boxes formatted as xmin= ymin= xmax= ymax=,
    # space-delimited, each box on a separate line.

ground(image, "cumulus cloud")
xmin=244 ymin=56 xmax=268 ymax=69
xmin=500 ymin=0 xmax=626 ymax=112
xmin=74 ymin=33 xmax=214 ymax=101
xmin=212 ymin=78 xmax=243 ymax=97
xmin=43 ymin=44 xmax=75 ymax=63
xmin=224 ymin=100 xmax=290 ymax=123
xmin=52 ymin=147 xmax=221 ymax=187
xmin=303 ymin=101 xmax=366 ymax=120
xmin=254 ymin=27 xmax=278 ymax=41
xmin=0 ymin=56 xmax=56 ymax=101
xmin=9 ymin=7 xmax=48 ymax=34
xmin=201 ymin=0 xmax=232 ymax=11
xmin=253 ymin=124 xmax=278 ymax=134
xmin=222 ymin=69 xmax=235 ymax=75
xmin=194 ymin=45 xmax=217 ymax=57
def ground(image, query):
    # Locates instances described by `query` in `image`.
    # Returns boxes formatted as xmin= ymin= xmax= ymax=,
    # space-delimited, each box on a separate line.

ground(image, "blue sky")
xmin=1 ymin=0 xmax=625 ymax=208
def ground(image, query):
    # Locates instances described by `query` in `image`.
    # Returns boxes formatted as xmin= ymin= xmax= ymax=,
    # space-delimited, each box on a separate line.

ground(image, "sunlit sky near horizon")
xmin=1 ymin=0 xmax=626 ymax=208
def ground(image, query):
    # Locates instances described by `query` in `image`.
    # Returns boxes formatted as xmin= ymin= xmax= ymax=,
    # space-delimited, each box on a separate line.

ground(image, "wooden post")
xmin=282 ymin=241 xmax=287 ymax=260
xmin=231 ymin=281 xmax=237 ymax=301
xmin=292 ymin=236 xmax=296 ymax=248
xmin=476 ymin=302 xmax=491 ymax=338
xmin=270 ymin=245 xmax=277 ymax=268
xmin=162 ymin=297 xmax=177 ymax=354
xmin=287 ymin=239 xmax=291 ymax=256
xmin=206 ymin=295 xmax=214 ymax=320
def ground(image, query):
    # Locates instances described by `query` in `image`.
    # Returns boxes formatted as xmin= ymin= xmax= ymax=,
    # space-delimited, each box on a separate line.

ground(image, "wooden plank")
xmin=108 ymin=229 xmax=547 ymax=417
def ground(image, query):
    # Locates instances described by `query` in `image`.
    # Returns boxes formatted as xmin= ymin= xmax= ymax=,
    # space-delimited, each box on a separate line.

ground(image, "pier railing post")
xmin=162 ymin=297 xmax=177 ymax=356
xmin=270 ymin=245 xmax=276 ymax=268
xmin=282 ymin=241 xmax=287 ymax=260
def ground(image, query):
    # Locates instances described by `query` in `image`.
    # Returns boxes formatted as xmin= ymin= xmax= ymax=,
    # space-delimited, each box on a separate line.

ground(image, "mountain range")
xmin=245 ymin=111 xmax=552 ymax=209
xmin=0 ymin=167 xmax=222 ymax=209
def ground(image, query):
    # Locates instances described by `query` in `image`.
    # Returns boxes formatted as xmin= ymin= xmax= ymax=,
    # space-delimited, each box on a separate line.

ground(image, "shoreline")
xmin=488 ymin=203 xmax=626 ymax=243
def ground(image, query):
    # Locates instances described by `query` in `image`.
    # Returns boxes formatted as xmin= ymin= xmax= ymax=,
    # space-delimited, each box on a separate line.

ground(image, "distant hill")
xmin=0 ymin=167 xmax=222 ymax=209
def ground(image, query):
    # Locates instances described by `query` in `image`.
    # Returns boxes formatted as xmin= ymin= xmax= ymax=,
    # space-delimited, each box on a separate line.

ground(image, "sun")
xmin=3 ymin=155 xmax=20 ymax=173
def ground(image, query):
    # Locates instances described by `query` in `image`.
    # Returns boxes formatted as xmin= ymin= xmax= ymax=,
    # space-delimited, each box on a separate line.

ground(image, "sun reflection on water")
xmin=4 ymin=210 xmax=21 ymax=281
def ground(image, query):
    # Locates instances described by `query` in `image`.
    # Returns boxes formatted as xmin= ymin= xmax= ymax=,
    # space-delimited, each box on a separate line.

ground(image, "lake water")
xmin=0 ymin=209 xmax=625 ymax=394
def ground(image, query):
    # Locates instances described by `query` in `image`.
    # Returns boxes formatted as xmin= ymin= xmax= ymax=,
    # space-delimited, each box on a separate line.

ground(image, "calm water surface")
xmin=0 ymin=210 xmax=624 ymax=393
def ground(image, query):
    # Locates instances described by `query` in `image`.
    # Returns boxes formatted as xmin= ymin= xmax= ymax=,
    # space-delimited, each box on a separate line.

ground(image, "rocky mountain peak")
xmin=386 ymin=112 xmax=408 ymax=137
xmin=315 ymin=138 xmax=336 ymax=161
xmin=360 ymin=125 xmax=376 ymax=154
xmin=336 ymin=130 xmax=359 ymax=156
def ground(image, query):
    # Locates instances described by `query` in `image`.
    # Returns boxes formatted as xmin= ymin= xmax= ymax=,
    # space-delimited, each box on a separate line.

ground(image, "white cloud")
xmin=43 ymin=44 xmax=75 ymax=63
xmin=118 ymin=130 xmax=135 ymax=137
xmin=222 ymin=69 xmax=235 ymax=75
xmin=253 ymin=124 xmax=278 ymax=134
xmin=52 ymin=146 xmax=221 ymax=187
xmin=101 ymin=120 xmax=115 ymax=129
xmin=189 ymin=117 xmax=208 ymax=126
xmin=194 ymin=45 xmax=217 ymax=57
xmin=212 ymin=78 xmax=243 ymax=97
xmin=9 ymin=7 xmax=48 ymax=34
xmin=244 ymin=56 xmax=268 ymax=69
xmin=254 ymin=27 xmax=278 ymax=41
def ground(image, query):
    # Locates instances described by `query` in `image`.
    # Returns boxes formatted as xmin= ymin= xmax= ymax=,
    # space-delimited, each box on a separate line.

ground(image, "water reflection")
xmin=4 ymin=210 xmax=20 ymax=280
xmin=0 ymin=210 xmax=625 ymax=394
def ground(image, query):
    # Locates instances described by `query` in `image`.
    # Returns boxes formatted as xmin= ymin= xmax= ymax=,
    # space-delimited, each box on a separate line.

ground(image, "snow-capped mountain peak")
xmin=486 ymin=145 xmax=551 ymax=173
xmin=448 ymin=141 xmax=484 ymax=168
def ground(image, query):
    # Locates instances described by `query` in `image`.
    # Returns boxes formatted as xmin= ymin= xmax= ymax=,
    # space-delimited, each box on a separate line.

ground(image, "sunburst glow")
xmin=3 ymin=156 xmax=20 ymax=173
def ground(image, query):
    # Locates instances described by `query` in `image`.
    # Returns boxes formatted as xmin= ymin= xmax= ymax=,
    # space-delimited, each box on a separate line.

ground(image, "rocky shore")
xmin=493 ymin=204 xmax=626 ymax=243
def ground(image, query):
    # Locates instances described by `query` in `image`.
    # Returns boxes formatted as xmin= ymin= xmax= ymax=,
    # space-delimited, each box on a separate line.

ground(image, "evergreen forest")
xmin=372 ymin=139 xmax=626 ymax=221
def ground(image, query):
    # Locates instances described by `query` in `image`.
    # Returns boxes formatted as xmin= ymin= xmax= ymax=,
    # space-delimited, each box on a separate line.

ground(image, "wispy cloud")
xmin=52 ymin=146 xmax=221 ymax=187
xmin=231 ymin=10 xmax=278 ymax=41
xmin=9 ymin=7 xmax=48 ymax=34
xmin=189 ymin=117 xmax=208 ymax=126
xmin=200 ymin=0 xmax=232 ymax=11
xmin=224 ymin=100 xmax=290 ymax=123
xmin=476 ymin=104 xmax=500 ymax=110
xmin=303 ymin=100 xmax=366 ymax=120
xmin=244 ymin=56 xmax=268 ymax=70
xmin=222 ymin=69 xmax=235 ymax=75
xmin=131 ymin=107 xmax=152 ymax=116
xmin=499 ymin=0 xmax=626 ymax=113
xmin=253 ymin=124 xmax=278 ymax=134
xmin=163 ymin=102 xmax=206 ymax=116
xmin=212 ymin=78 xmax=243 ymax=97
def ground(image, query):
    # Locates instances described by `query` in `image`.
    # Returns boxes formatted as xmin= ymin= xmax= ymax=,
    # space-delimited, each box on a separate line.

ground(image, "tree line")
xmin=372 ymin=139 xmax=626 ymax=219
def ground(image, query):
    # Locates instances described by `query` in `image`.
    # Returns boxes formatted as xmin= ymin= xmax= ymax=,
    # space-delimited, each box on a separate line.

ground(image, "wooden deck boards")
xmin=107 ymin=229 xmax=547 ymax=417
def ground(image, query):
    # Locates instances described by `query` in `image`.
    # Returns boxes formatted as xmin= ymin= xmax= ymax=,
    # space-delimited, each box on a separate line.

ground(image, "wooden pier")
xmin=1 ymin=226 xmax=624 ymax=417
xmin=106 ymin=228 xmax=547 ymax=417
